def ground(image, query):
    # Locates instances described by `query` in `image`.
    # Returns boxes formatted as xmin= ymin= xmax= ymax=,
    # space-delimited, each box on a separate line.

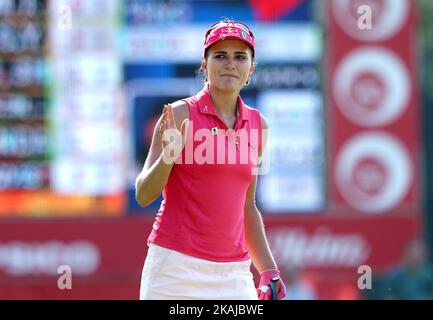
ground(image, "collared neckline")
xmin=196 ymin=84 xmax=249 ymax=127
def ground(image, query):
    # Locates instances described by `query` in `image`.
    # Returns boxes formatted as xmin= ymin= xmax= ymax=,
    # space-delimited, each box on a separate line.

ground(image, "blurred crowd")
xmin=364 ymin=239 xmax=433 ymax=300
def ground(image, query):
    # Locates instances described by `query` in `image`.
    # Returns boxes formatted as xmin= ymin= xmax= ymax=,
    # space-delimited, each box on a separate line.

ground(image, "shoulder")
xmin=259 ymin=112 xmax=269 ymax=130
xmin=244 ymin=104 xmax=268 ymax=129
xmin=254 ymin=108 xmax=269 ymax=130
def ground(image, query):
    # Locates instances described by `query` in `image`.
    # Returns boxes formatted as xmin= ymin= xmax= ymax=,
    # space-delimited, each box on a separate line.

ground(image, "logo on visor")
xmin=241 ymin=30 xmax=249 ymax=40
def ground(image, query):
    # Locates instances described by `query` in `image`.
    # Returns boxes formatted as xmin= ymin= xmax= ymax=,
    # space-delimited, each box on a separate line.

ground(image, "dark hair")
xmin=196 ymin=66 xmax=207 ymax=83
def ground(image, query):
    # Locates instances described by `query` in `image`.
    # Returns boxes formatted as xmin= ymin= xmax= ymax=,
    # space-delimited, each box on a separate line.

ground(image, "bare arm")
xmin=135 ymin=101 xmax=189 ymax=207
xmin=244 ymin=114 xmax=277 ymax=273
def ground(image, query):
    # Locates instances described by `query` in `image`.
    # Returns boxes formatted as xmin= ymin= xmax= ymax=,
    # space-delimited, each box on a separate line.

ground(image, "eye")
xmin=215 ymin=54 xmax=226 ymax=59
xmin=236 ymin=55 xmax=247 ymax=60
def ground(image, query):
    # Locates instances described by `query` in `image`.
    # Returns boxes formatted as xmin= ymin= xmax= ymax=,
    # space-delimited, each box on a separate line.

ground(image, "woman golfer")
xmin=136 ymin=20 xmax=286 ymax=300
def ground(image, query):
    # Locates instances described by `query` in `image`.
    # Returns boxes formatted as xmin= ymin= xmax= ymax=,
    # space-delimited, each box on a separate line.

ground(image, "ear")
xmin=201 ymin=58 xmax=208 ymax=80
xmin=249 ymin=62 xmax=255 ymax=77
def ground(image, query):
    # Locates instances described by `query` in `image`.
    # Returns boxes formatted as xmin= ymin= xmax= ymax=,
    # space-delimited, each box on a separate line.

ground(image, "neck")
xmin=208 ymin=84 xmax=239 ymax=118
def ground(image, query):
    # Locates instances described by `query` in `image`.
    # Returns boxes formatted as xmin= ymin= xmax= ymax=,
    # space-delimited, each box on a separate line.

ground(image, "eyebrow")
xmin=213 ymin=51 xmax=248 ymax=55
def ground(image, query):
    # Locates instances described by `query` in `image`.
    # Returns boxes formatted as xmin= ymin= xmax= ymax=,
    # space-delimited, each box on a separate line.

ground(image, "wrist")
xmin=259 ymin=269 xmax=281 ymax=285
xmin=260 ymin=269 xmax=280 ymax=276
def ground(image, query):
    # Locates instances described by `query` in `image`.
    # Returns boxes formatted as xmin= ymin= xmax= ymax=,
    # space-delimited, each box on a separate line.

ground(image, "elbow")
xmin=135 ymin=172 xmax=163 ymax=208
xmin=135 ymin=176 xmax=149 ymax=208
xmin=135 ymin=188 xmax=156 ymax=208
xmin=135 ymin=193 xmax=148 ymax=208
xmin=135 ymin=183 xmax=155 ymax=208
xmin=135 ymin=187 xmax=146 ymax=207
xmin=135 ymin=181 xmax=159 ymax=208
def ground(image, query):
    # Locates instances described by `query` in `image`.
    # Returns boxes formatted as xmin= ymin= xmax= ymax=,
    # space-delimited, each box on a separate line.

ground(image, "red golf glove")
xmin=257 ymin=269 xmax=286 ymax=300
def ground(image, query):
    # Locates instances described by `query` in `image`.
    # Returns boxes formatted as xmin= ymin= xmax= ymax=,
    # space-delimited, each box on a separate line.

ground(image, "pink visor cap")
xmin=203 ymin=20 xmax=255 ymax=58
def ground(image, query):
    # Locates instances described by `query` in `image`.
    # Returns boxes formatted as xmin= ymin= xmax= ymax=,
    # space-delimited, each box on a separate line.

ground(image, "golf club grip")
xmin=270 ymin=278 xmax=279 ymax=300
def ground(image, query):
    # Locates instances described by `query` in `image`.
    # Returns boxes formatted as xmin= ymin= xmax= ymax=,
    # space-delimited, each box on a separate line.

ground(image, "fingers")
xmin=159 ymin=104 xmax=171 ymax=137
xmin=166 ymin=104 xmax=176 ymax=129
xmin=159 ymin=103 xmax=188 ymax=155
xmin=159 ymin=112 xmax=167 ymax=138
xmin=257 ymin=291 xmax=271 ymax=300
xmin=263 ymin=291 xmax=271 ymax=300
xmin=160 ymin=103 xmax=176 ymax=130
xmin=257 ymin=286 xmax=272 ymax=300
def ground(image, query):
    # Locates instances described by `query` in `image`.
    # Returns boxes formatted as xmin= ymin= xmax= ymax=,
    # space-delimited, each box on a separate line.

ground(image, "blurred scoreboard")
xmin=0 ymin=0 xmax=49 ymax=215
xmin=0 ymin=0 xmax=127 ymax=217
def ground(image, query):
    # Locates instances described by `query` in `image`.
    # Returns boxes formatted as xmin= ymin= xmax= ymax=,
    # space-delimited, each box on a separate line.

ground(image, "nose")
xmin=224 ymin=57 xmax=236 ymax=70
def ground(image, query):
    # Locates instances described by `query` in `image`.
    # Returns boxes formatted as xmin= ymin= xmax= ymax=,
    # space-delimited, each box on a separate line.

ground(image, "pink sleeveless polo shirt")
xmin=148 ymin=85 xmax=262 ymax=262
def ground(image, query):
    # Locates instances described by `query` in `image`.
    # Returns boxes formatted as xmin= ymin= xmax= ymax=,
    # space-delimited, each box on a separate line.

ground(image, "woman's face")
xmin=203 ymin=39 xmax=254 ymax=92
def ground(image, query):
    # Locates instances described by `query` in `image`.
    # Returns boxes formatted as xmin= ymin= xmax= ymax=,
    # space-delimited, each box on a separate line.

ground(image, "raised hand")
xmin=159 ymin=103 xmax=189 ymax=165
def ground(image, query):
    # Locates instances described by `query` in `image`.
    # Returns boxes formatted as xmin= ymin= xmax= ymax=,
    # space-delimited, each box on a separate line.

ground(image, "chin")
xmin=214 ymin=81 xmax=242 ymax=92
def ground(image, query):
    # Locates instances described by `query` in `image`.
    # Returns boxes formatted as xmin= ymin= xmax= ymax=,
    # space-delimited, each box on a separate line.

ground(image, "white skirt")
xmin=140 ymin=243 xmax=258 ymax=300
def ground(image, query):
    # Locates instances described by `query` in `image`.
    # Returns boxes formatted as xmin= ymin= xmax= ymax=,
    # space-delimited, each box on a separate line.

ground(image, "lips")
xmin=220 ymin=74 xmax=239 ymax=79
